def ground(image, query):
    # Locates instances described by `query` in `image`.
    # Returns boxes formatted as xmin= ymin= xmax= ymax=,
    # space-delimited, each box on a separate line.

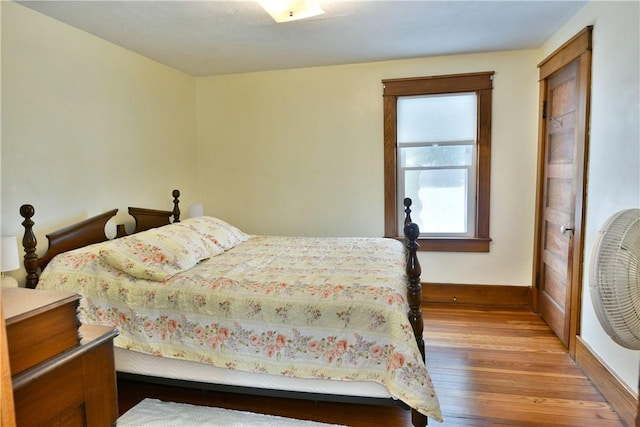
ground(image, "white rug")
xmin=117 ymin=398 xmax=347 ymax=427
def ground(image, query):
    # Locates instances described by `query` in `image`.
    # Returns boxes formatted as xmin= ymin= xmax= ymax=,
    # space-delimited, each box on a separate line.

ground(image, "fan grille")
xmin=589 ymin=209 xmax=640 ymax=350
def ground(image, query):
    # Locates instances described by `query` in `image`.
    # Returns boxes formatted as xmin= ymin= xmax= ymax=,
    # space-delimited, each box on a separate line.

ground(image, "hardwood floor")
xmin=117 ymin=304 xmax=625 ymax=426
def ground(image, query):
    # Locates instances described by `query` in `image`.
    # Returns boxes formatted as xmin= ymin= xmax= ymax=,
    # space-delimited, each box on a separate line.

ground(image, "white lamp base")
xmin=1 ymin=274 xmax=19 ymax=288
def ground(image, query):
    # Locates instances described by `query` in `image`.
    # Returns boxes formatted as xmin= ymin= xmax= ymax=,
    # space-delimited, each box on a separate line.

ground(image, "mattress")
xmin=116 ymin=347 xmax=393 ymax=399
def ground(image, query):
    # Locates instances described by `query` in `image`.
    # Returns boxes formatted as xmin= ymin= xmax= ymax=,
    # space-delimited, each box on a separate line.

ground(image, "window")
xmin=383 ymin=72 xmax=494 ymax=252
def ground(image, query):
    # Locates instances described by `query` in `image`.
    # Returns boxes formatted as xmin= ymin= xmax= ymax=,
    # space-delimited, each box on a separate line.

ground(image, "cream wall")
xmin=196 ymin=50 xmax=540 ymax=287
xmin=1 ymin=2 xmax=200 ymax=267
xmin=539 ymin=1 xmax=640 ymax=394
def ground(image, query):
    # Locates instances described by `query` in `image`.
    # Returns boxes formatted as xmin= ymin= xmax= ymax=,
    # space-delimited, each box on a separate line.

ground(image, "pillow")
xmin=99 ymin=225 xmax=218 ymax=281
xmin=177 ymin=216 xmax=250 ymax=250
xmin=171 ymin=222 xmax=225 ymax=256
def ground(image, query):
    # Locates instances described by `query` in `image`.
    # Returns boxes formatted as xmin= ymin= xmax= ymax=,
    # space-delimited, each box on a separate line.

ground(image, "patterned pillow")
xmin=172 ymin=223 xmax=225 ymax=256
xmin=99 ymin=225 xmax=218 ymax=281
xmin=177 ymin=216 xmax=250 ymax=250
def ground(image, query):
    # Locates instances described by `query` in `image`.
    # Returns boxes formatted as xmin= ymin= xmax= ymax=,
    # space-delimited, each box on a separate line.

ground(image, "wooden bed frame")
xmin=19 ymin=189 xmax=428 ymax=427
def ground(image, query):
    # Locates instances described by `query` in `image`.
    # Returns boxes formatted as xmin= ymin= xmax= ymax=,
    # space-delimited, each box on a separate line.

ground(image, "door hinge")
xmin=542 ymin=101 xmax=547 ymax=119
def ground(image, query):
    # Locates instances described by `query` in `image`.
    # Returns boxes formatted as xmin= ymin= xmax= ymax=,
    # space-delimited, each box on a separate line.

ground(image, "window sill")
xmin=396 ymin=237 xmax=491 ymax=252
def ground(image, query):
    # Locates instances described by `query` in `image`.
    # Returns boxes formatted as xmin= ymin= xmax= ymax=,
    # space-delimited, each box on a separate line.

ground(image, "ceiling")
xmin=16 ymin=1 xmax=587 ymax=77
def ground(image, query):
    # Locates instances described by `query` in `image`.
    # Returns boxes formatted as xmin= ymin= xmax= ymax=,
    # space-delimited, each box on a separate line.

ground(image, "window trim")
xmin=383 ymin=72 xmax=494 ymax=252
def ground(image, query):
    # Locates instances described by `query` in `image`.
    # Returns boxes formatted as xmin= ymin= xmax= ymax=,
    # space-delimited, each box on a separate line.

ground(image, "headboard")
xmin=20 ymin=189 xmax=181 ymax=289
xmin=128 ymin=189 xmax=181 ymax=233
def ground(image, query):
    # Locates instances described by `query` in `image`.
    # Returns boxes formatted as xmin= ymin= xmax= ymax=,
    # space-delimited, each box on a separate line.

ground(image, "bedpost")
xmin=19 ymin=204 xmax=39 ymax=289
xmin=172 ymin=189 xmax=181 ymax=223
xmin=405 ymin=224 xmax=427 ymax=427
xmin=404 ymin=221 xmax=425 ymax=359
xmin=403 ymin=198 xmax=423 ymax=355
xmin=403 ymin=198 xmax=428 ymax=427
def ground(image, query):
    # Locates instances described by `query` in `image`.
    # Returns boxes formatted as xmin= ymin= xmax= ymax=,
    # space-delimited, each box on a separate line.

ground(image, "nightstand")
xmin=2 ymin=287 xmax=119 ymax=426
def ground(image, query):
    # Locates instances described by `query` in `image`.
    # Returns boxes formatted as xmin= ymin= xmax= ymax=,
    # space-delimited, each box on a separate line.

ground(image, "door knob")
xmin=561 ymin=225 xmax=574 ymax=234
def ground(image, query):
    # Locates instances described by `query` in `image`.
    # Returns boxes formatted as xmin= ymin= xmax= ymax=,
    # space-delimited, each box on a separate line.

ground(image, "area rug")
xmin=117 ymin=398 xmax=347 ymax=427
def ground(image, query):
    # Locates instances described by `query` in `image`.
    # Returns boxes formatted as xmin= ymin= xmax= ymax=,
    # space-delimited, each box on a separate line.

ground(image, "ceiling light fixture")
xmin=258 ymin=0 xmax=324 ymax=23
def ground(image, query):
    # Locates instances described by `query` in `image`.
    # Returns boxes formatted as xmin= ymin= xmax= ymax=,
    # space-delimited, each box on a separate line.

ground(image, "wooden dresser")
xmin=2 ymin=287 xmax=119 ymax=426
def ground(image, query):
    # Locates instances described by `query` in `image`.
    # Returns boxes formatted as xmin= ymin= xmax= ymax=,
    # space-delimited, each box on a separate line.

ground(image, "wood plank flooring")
xmin=117 ymin=304 xmax=625 ymax=426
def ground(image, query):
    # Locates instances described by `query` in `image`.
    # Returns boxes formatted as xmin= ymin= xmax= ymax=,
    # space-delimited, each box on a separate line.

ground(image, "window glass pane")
xmin=397 ymin=93 xmax=477 ymax=143
xmin=400 ymin=145 xmax=473 ymax=168
xmin=404 ymin=169 xmax=471 ymax=234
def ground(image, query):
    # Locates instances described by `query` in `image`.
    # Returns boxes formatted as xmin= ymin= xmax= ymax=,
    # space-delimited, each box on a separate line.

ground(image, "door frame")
xmin=531 ymin=26 xmax=592 ymax=358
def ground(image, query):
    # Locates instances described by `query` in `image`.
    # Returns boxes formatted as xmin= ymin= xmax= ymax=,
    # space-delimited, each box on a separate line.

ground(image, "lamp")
xmin=188 ymin=204 xmax=205 ymax=218
xmin=1 ymin=236 xmax=20 ymax=288
xmin=258 ymin=0 xmax=324 ymax=23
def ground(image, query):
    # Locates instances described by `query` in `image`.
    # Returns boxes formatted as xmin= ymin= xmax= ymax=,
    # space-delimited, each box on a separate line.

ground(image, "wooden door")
xmin=538 ymin=60 xmax=580 ymax=347
xmin=533 ymin=27 xmax=592 ymax=354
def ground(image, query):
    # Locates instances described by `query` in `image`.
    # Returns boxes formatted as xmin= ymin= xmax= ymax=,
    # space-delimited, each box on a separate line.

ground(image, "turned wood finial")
xmin=404 ymin=197 xmax=413 ymax=225
xmin=20 ymin=204 xmax=39 ymax=289
xmin=172 ymin=189 xmax=181 ymax=223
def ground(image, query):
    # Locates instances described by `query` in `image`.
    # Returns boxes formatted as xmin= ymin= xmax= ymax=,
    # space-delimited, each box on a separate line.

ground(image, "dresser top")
xmin=2 ymin=287 xmax=79 ymax=324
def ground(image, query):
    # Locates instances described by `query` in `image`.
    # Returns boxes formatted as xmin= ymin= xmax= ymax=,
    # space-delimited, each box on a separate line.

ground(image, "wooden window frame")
xmin=383 ymin=72 xmax=494 ymax=252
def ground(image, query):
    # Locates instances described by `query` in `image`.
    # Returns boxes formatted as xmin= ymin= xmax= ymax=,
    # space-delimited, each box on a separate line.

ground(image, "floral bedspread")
xmin=37 ymin=224 xmax=442 ymax=421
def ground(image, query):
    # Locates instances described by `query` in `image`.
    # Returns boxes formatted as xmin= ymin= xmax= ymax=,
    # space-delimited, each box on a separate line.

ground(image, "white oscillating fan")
xmin=589 ymin=209 xmax=640 ymax=349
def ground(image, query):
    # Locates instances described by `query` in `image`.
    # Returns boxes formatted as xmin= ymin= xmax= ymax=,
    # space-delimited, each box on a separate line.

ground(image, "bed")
xmin=18 ymin=190 xmax=442 ymax=426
